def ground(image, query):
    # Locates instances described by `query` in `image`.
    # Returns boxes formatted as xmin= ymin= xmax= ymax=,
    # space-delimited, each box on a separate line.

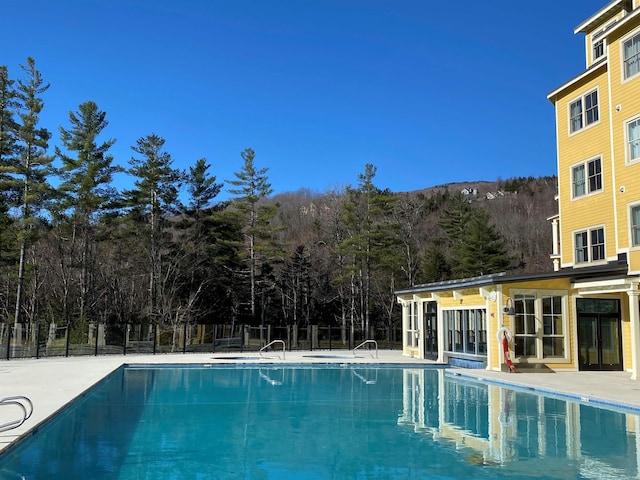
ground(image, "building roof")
xmin=394 ymin=262 xmax=630 ymax=296
xmin=574 ymin=0 xmax=626 ymax=34
xmin=547 ymin=57 xmax=607 ymax=103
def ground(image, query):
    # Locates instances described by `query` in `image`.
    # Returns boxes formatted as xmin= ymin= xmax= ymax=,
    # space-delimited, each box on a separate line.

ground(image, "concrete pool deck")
xmin=2 ymin=350 xmax=640 ymax=453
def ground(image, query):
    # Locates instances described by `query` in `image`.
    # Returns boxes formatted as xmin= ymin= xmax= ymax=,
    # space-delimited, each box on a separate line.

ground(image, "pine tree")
xmin=340 ymin=164 xmax=397 ymax=336
xmin=453 ymin=208 xmax=513 ymax=277
xmin=0 ymin=66 xmax=19 ymax=285
xmin=227 ymin=148 xmax=280 ymax=323
xmin=1 ymin=58 xmax=53 ymax=325
xmin=124 ymin=133 xmax=184 ymax=323
xmin=439 ymin=194 xmax=512 ymax=278
xmin=54 ymin=100 xmax=119 ymax=323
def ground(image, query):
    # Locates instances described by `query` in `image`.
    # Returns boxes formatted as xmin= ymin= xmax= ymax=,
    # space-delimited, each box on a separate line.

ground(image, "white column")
xmin=627 ymin=289 xmax=640 ymax=380
xmin=417 ymin=300 xmax=424 ymax=360
xmin=400 ymin=301 xmax=410 ymax=355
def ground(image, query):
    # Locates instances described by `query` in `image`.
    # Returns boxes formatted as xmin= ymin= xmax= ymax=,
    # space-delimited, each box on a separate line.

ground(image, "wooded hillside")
xmin=0 ymin=58 xmax=559 ymax=337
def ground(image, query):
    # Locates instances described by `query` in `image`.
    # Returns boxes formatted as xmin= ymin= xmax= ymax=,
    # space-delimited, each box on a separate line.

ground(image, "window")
xmin=624 ymin=32 xmax=640 ymax=80
xmin=627 ymin=117 xmax=640 ymax=162
xmin=407 ymin=302 xmax=419 ymax=348
xmin=443 ymin=309 xmax=487 ymax=356
xmin=542 ymin=296 xmax=564 ymax=357
xmin=513 ymin=292 xmax=566 ymax=360
xmin=572 ymin=157 xmax=602 ymax=198
xmin=514 ymin=294 xmax=536 ymax=357
xmin=631 ymin=205 xmax=640 ymax=247
xmin=593 ymin=39 xmax=604 ymax=61
xmin=569 ymin=90 xmax=599 ymax=133
xmin=574 ymin=227 xmax=605 ymax=263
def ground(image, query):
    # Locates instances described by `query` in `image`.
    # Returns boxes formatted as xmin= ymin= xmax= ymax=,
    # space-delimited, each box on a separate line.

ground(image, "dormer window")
xmin=593 ymin=39 xmax=604 ymax=61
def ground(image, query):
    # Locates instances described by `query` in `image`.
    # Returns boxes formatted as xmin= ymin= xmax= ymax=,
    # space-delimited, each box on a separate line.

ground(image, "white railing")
xmin=259 ymin=340 xmax=286 ymax=360
xmin=0 ymin=395 xmax=33 ymax=432
xmin=353 ymin=339 xmax=378 ymax=359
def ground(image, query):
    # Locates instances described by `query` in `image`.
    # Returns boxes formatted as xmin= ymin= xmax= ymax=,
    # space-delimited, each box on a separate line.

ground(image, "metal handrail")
xmin=259 ymin=340 xmax=286 ymax=360
xmin=0 ymin=395 xmax=33 ymax=432
xmin=353 ymin=339 xmax=378 ymax=359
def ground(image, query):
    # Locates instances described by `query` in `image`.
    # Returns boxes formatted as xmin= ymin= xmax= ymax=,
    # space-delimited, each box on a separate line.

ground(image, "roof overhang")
xmin=574 ymin=277 xmax=639 ymax=295
xmin=547 ymin=59 xmax=607 ymax=104
xmin=574 ymin=0 xmax=626 ymax=34
xmin=395 ymin=263 xmax=630 ymax=297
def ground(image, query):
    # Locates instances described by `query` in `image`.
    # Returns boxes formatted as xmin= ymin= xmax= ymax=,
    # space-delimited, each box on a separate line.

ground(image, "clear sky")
xmin=2 ymin=0 xmax=606 ymax=200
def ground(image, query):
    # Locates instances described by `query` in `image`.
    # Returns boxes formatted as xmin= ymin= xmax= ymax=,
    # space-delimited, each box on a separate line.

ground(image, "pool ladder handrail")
xmin=259 ymin=339 xmax=286 ymax=360
xmin=0 ymin=395 xmax=33 ymax=433
xmin=353 ymin=340 xmax=378 ymax=359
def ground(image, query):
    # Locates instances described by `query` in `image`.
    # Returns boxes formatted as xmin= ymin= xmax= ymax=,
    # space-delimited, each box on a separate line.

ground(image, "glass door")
xmin=423 ymin=302 xmax=437 ymax=359
xmin=577 ymin=299 xmax=622 ymax=370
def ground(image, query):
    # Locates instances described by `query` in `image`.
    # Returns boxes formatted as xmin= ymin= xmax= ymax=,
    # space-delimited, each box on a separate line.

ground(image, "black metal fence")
xmin=0 ymin=322 xmax=403 ymax=360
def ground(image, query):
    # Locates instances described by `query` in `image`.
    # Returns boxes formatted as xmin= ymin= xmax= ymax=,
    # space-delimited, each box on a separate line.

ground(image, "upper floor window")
xmin=593 ymin=39 xmax=605 ymax=61
xmin=572 ymin=157 xmax=602 ymax=198
xmin=575 ymin=226 xmax=605 ymax=264
xmin=627 ymin=117 xmax=640 ymax=162
xmin=624 ymin=32 xmax=640 ymax=80
xmin=631 ymin=204 xmax=640 ymax=247
xmin=569 ymin=90 xmax=599 ymax=134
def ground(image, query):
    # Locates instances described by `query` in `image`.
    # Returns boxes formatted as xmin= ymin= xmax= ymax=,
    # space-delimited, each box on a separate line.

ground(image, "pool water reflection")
xmin=0 ymin=365 xmax=638 ymax=479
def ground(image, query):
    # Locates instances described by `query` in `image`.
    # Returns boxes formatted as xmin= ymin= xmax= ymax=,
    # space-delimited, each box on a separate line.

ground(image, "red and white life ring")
xmin=496 ymin=326 xmax=513 ymax=342
xmin=496 ymin=327 xmax=516 ymax=373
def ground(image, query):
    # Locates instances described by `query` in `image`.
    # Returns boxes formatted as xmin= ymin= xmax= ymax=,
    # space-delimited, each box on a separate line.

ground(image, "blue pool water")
xmin=1 ymin=365 xmax=639 ymax=479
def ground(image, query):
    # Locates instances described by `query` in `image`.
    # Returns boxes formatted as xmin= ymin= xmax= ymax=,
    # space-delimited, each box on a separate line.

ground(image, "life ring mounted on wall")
xmin=496 ymin=326 xmax=516 ymax=373
xmin=496 ymin=326 xmax=513 ymax=343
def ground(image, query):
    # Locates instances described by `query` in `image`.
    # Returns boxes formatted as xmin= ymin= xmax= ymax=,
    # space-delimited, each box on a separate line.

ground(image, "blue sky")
xmin=2 ymin=0 xmax=606 ymax=200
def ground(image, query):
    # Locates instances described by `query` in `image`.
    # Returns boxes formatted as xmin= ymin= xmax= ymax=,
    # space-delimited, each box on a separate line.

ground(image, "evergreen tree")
xmin=340 ymin=164 xmax=397 ymax=336
xmin=184 ymin=157 xmax=222 ymax=215
xmin=0 ymin=58 xmax=53 ymax=325
xmin=439 ymin=194 xmax=512 ymax=279
xmin=124 ymin=133 xmax=184 ymax=323
xmin=227 ymin=148 xmax=280 ymax=323
xmin=453 ymin=208 xmax=513 ymax=277
xmin=54 ymin=100 xmax=119 ymax=324
xmin=174 ymin=157 xmax=224 ymax=323
xmin=0 ymin=65 xmax=19 ymax=300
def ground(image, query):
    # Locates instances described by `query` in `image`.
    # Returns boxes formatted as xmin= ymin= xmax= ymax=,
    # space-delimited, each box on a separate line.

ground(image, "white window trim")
xmin=629 ymin=201 xmax=640 ymax=250
xmin=621 ymin=26 xmax=640 ymax=84
xmin=592 ymin=37 xmax=606 ymax=64
xmin=572 ymin=224 xmax=607 ymax=265
xmin=625 ymin=114 xmax=640 ymax=165
xmin=567 ymin=87 xmax=600 ymax=136
xmin=590 ymin=20 xmax=617 ymax=65
xmin=570 ymin=155 xmax=604 ymax=200
xmin=508 ymin=289 xmax=570 ymax=364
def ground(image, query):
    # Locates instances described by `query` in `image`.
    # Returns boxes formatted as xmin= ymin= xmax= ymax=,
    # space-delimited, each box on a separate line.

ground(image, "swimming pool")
xmin=1 ymin=365 xmax=638 ymax=479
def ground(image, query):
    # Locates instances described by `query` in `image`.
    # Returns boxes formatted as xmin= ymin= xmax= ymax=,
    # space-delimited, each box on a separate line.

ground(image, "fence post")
xmin=65 ymin=324 xmax=70 ymax=357
xmin=6 ymin=324 xmax=11 ymax=360
xmin=35 ymin=323 xmax=40 ymax=359
xmin=123 ymin=324 xmax=127 ymax=355
xmin=152 ymin=323 xmax=157 ymax=355
xmin=94 ymin=323 xmax=99 ymax=356
xmin=212 ymin=324 xmax=217 ymax=353
xmin=183 ymin=323 xmax=187 ymax=354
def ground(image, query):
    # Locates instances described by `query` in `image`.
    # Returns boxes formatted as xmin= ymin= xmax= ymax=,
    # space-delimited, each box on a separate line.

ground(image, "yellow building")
xmin=396 ymin=0 xmax=640 ymax=379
